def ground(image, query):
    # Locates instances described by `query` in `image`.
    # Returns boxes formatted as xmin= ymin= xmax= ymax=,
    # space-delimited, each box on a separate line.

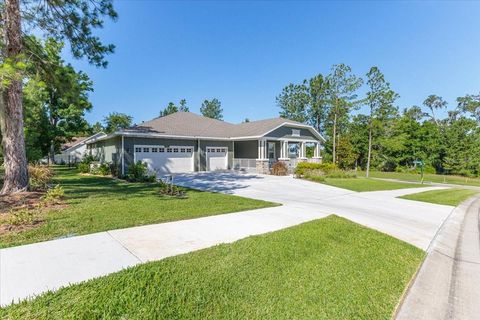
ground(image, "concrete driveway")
xmin=1 ymin=172 xmax=453 ymax=306
xmin=174 ymin=172 xmax=454 ymax=250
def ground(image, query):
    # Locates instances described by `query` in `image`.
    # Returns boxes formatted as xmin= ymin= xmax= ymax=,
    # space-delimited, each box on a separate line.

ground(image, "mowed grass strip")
xmin=1 ymin=216 xmax=424 ymax=320
xmin=306 ymin=176 xmax=424 ymax=192
xmin=358 ymin=171 xmax=480 ymax=187
xmin=399 ymin=188 xmax=479 ymax=206
xmin=0 ymin=167 xmax=277 ymax=248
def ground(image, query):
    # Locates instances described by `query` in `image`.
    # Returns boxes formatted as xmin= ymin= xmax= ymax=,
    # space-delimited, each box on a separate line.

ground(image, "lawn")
xmin=358 ymin=171 xmax=480 ymax=187
xmin=0 ymin=216 xmax=424 ymax=320
xmin=306 ymin=176 xmax=424 ymax=192
xmin=399 ymin=188 xmax=479 ymax=206
xmin=0 ymin=167 xmax=276 ymax=248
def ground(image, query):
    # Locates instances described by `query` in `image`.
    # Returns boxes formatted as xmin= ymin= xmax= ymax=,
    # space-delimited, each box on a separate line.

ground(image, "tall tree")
xmin=364 ymin=67 xmax=399 ymax=177
xmin=160 ymin=102 xmax=178 ymax=117
xmin=27 ymin=38 xmax=93 ymax=163
xmin=307 ymin=74 xmax=330 ymax=134
xmin=0 ymin=0 xmax=117 ymax=194
xmin=201 ymin=98 xmax=223 ymax=120
xmin=326 ymin=64 xmax=363 ymax=164
xmin=457 ymin=93 xmax=480 ymax=123
xmin=423 ymin=95 xmax=447 ymax=126
xmin=178 ymin=99 xmax=189 ymax=112
xmin=277 ymin=83 xmax=309 ymax=123
xmin=103 ymin=112 xmax=132 ymax=133
xmin=160 ymin=99 xmax=188 ymax=116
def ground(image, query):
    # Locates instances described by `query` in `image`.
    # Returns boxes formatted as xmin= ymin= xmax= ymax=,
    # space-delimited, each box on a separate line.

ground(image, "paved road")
xmin=0 ymin=172 xmax=453 ymax=306
xmin=396 ymin=195 xmax=480 ymax=320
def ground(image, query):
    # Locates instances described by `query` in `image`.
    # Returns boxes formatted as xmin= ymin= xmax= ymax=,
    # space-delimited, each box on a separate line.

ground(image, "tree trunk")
xmin=366 ymin=125 xmax=373 ymax=178
xmin=49 ymin=142 xmax=55 ymax=164
xmin=0 ymin=0 xmax=29 ymax=194
xmin=332 ymin=112 xmax=337 ymax=164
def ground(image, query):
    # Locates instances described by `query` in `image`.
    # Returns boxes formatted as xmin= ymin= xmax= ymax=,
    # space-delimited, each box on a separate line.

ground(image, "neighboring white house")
xmin=54 ymin=132 xmax=106 ymax=164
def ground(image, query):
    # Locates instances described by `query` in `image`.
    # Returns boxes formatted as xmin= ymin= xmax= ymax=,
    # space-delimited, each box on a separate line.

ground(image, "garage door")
xmin=206 ymin=147 xmax=228 ymax=171
xmin=134 ymin=145 xmax=194 ymax=174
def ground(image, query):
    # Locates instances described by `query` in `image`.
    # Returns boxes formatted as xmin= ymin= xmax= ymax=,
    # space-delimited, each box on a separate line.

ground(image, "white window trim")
xmin=292 ymin=129 xmax=301 ymax=137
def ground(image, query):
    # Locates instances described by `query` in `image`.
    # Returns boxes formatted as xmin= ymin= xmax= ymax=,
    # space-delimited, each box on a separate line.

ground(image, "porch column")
xmin=258 ymin=139 xmax=267 ymax=160
xmin=300 ymin=142 xmax=307 ymax=159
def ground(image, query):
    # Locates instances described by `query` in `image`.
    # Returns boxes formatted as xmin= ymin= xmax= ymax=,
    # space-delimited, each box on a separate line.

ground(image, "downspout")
xmin=121 ymin=134 xmax=125 ymax=176
xmin=197 ymin=138 xmax=201 ymax=171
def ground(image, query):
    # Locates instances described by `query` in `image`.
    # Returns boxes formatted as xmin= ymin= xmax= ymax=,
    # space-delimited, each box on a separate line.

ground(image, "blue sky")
xmin=65 ymin=1 xmax=480 ymax=125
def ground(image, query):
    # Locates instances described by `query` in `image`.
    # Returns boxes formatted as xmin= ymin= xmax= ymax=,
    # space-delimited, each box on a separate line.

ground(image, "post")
xmin=121 ymin=134 xmax=125 ymax=176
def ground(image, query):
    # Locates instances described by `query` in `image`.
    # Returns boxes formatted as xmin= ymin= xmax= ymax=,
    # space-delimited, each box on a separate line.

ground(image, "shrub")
xmin=109 ymin=162 xmax=119 ymax=177
xmin=42 ymin=185 xmax=65 ymax=204
xmin=28 ymin=165 xmax=54 ymax=191
xmin=96 ymin=163 xmax=111 ymax=176
xmin=7 ymin=208 xmax=36 ymax=226
xmin=325 ymin=170 xmax=357 ymax=179
xmin=127 ymin=161 xmax=148 ymax=180
xmin=158 ymin=181 xmax=187 ymax=198
xmin=125 ymin=161 xmax=156 ymax=182
xmin=78 ymin=162 xmax=90 ymax=173
xmin=271 ymin=161 xmax=288 ymax=176
xmin=80 ymin=154 xmax=97 ymax=165
xmin=295 ymin=162 xmax=336 ymax=177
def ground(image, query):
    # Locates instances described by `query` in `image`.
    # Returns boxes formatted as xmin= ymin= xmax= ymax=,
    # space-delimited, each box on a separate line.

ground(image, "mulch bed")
xmin=0 ymin=191 xmax=44 ymax=214
xmin=0 ymin=191 xmax=66 ymax=236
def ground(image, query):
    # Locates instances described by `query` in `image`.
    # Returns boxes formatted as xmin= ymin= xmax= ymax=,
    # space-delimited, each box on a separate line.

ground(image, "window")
xmin=173 ymin=148 xmax=179 ymax=153
xmin=152 ymin=147 xmax=158 ymax=153
xmin=143 ymin=147 xmax=149 ymax=152
xmin=216 ymin=148 xmax=221 ymax=152
xmin=135 ymin=147 xmax=141 ymax=153
xmin=159 ymin=147 xmax=165 ymax=153
xmin=166 ymin=148 xmax=172 ymax=153
xmin=186 ymin=148 xmax=192 ymax=153
xmin=292 ymin=129 xmax=301 ymax=137
xmin=180 ymin=148 xmax=186 ymax=153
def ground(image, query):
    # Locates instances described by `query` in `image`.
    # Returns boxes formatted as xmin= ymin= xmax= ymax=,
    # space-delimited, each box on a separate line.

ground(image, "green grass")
xmin=306 ymin=176 xmax=424 ymax=192
xmin=0 ymin=167 xmax=276 ymax=248
xmin=399 ymin=188 xmax=479 ymax=206
xmin=358 ymin=171 xmax=480 ymax=187
xmin=0 ymin=216 xmax=424 ymax=320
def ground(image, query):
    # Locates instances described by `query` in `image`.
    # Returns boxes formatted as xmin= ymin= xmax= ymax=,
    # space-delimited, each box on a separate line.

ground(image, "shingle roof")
xmin=123 ymin=112 xmax=307 ymax=139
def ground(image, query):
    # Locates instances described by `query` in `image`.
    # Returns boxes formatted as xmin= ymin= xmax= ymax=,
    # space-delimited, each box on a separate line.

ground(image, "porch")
xmin=233 ymin=139 xmax=322 ymax=174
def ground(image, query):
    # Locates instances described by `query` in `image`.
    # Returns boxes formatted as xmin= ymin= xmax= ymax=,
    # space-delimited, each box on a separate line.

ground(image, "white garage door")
xmin=134 ymin=145 xmax=194 ymax=174
xmin=206 ymin=147 xmax=228 ymax=171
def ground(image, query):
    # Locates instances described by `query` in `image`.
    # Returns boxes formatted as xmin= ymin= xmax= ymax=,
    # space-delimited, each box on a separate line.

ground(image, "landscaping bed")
xmin=0 ymin=216 xmax=424 ymax=319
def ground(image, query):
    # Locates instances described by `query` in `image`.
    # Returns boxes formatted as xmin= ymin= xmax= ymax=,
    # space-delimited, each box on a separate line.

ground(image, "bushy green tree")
xmin=201 ymin=98 xmax=223 ymax=120
xmin=103 ymin=112 xmax=133 ymax=133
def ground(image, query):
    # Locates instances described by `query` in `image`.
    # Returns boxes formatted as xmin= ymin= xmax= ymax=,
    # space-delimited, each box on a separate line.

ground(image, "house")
xmin=54 ymin=132 xmax=106 ymax=164
xmin=86 ymin=112 xmax=324 ymax=175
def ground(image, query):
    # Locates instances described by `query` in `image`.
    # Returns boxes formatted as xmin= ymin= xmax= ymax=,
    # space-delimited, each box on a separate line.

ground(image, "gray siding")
xmin=122 ymin=137 xmax=233 ymax=172
xmin=234 ymin=140 xmax=258 ymax=159
xmin=89 ymin=136 xmax=121 ymax=163
xmin=266 ymin=126 xmax=318 ymax=141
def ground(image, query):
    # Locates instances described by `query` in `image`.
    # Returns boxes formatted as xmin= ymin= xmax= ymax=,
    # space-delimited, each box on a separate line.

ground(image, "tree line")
xmin=277 ymin=64 xmax=480 ymax=177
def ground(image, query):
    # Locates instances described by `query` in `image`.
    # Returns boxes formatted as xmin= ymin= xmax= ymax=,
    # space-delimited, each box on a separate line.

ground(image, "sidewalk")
xmin=396 ymin=195 xmax=480 ymax=319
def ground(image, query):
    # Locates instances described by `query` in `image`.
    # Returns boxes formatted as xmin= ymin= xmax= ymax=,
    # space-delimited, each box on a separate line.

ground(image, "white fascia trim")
xmin=239 ymin=122 xmax=325 ymax=143
xmin=64 ymin=132 xmax=107 ymax=151
xmin=87 ymin=132 xmax=231 ymax=144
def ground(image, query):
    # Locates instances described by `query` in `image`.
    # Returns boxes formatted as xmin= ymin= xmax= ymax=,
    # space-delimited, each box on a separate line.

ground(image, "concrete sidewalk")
xmin=396 ymin=195 xmax=480 ymax=320
xmin=0 ymin=205 xmax=328 ymax=306
xmin=0 ymin=175 xmax=453 ymax=306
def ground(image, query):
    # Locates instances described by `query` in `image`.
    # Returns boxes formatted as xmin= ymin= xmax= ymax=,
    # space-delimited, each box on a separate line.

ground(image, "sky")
xmin=64 ymin=1 xmax=480 ymax=125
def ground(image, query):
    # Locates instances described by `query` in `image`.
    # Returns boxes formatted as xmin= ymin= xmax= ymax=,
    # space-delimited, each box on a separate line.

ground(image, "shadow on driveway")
xmin=172 ymin=171 xmax=264 ymax=194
